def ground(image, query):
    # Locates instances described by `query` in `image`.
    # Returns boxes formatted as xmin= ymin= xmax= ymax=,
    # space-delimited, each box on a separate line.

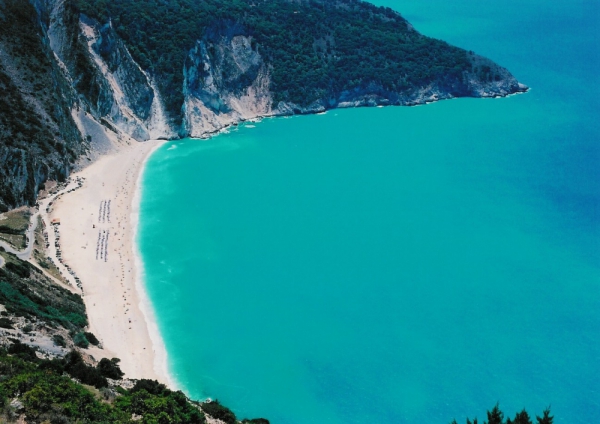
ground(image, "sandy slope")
xmin=51 ymin=138 xmax=168 ymax=381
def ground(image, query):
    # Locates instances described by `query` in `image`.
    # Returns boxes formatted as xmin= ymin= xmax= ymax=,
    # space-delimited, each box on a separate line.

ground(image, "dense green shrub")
xmin=98 ymin=357 xmax=124 ymax=379
xmin=64 ymin=350 xmax=108 ymax=388
xmin=0 ymin=351 xmax=125 ymax=422
xmin=0 ymin=225 xmax=27 ymax=235
xmin=131 ymin=378 xmax=168 ymax=396
xmin=0 ymin=254 xmax=87 ymax=330
xmin=7 ymin=340 xmax=38 ymax=362
xmin=0 ymin=317 xmax=14 ymax=329
xmin=84 ymin=331 xmax=100 ymax=345
xmin=5 ymin=261 xmax=30 ymax=278
xmin=450 ymin=404 xmax=554 ymax=424
xmin=53 ymin=334 xmax=67 ymax=347
xmin=37 ymin=350 xmax=108 ymax=388
xmin=73 ymin=331 xmax=90 ymax=348
xmin=116 ymin=379 xmax=205 ymax=423
xmin=201 ymin=399 xmax=237 ymax=424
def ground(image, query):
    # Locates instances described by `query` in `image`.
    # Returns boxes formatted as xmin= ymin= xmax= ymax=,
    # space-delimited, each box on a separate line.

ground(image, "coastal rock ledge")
xmin=180 ymin=21 xmax=528 ymax=138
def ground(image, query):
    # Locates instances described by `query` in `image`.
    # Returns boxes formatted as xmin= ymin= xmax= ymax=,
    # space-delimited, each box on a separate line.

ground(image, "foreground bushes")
xmin=0 ymin=346 xmax=272 ymax=423
xmin=0 ymin=347 xmax=205 ymax=423
xmin=0 ymin=254 xmax=87 ymax=331
xmin=0 ymin=344 xmax=554 ymax=424
xmin=451 ymin=403 xmax=554 ymax=424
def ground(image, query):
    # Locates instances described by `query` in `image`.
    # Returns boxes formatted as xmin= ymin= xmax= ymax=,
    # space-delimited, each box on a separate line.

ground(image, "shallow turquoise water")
xmin=139 ymin=1 xmax=599 ymax=423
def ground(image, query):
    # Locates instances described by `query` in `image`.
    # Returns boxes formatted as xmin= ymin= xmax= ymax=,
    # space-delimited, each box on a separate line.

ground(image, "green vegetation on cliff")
xmin=0 ymin=344 xmax=554 ymax=424
xmin=0 ymin=250 xmax=87 ymax=331
xmin=74 ymin=0 xmax=480 ymax=119
xmin=0 ymin=349 xmax=206 ymax=423
xmin=0 ymin=344 xmax=274 ymax=423
xmin=451 ymin=403 xmax=554 ymax=424
xmin=0 ymin=0 xmax=84 ymax=208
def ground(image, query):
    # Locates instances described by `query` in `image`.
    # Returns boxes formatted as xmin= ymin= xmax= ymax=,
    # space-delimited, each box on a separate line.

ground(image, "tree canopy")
xmin=450 ymin=404 xmax=554 ymax=424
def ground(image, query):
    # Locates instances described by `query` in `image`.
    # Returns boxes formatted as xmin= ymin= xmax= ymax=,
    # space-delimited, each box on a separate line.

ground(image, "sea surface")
xmin=138 ymin=1 xmax=600 ymax=422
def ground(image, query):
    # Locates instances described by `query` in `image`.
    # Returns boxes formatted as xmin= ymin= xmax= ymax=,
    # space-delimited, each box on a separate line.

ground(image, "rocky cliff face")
xmin=42 ymin=0 xmax=175 ymax=143
xmin=0 ymin=0 xmax=527 ymax=209
xmin=77 ymin=17 xmax=175 ymax=140
xmin=182 ymin=22 xmax=273 ymax=137
xmin=0 ymin=0 xmax=83 ymax=210
xmin=0 ymin=0 xmax=177 ymax=208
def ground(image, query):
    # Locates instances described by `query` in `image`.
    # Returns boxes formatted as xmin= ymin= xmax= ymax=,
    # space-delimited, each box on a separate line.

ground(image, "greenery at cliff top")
xmin=0 ymin=342 xmax=554 ymax=424
xmin=0 ymin=348 xmax=204 ymax=423
xmin=0 ymin=344 xmax=275 ymax=423
xmin=450 ymin=404 xmax=554 ymax=424
xmin=74 ymin=0 xmax=479 ymax=120
xmin=0 ymin=250 xmax=87 ymax=331
xmin=0 ymin=0 xmax=81 ymax=208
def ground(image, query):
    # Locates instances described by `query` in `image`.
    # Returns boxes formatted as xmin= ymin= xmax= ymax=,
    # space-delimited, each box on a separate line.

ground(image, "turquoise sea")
xmin=138 ymin=1 xmax=599 ymax=423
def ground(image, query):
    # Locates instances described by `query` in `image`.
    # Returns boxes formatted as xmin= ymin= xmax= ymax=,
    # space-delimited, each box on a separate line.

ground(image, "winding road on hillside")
xmin=0 ymin=211 xmax=39 ymax=260
xmin=0 ymin=179 xmax=82 ymax=290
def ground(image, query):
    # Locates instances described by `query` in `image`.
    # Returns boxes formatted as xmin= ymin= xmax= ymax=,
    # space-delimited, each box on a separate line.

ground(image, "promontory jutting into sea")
xmin=0 ymin=0 xmax=597 ymax=423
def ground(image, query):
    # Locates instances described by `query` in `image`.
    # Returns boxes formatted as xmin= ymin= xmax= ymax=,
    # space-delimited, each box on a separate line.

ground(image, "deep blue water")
xmin=139 ymin=1 xmax=599 ymax=423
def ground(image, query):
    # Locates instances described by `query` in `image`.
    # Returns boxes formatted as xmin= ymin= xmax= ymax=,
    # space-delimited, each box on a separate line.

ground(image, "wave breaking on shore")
xmin=131 ymin=140 xmax=177 ymax=388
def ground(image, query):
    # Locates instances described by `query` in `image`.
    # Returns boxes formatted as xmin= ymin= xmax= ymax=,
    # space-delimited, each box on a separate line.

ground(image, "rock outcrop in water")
xmin=0 ymin=0 xmax=528 ymax=209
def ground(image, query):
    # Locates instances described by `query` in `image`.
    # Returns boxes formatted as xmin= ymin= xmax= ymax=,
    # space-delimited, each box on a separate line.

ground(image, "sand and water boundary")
xmin=51 ymin=138 xmax=173 ymax=384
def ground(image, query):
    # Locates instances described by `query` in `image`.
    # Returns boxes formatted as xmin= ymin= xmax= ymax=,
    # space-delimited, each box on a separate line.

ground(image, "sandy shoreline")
xmin=51 ymin=138 xmax=170 ymax=382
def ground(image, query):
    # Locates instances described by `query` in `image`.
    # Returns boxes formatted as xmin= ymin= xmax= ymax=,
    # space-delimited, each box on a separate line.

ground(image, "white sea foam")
xmin=504 ymin=87 xmax=531 ymax=98
xmin=131 ymin=140 xmax=179 ymax=390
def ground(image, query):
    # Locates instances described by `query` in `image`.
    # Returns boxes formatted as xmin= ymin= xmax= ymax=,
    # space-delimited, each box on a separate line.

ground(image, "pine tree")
xmin=513 ymin=409 xmax=533 ymax=424
xmin=457 ymin=405 xmax=552 ymax=424
xmin=486 ymin=404 xmax=504 ymax=424
xmin=536 ymin=407 xmax=553 ymax=424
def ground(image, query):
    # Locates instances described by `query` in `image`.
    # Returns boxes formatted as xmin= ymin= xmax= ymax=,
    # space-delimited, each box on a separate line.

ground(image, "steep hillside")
xmin=0 ymin=0 xmax=84 ymax=210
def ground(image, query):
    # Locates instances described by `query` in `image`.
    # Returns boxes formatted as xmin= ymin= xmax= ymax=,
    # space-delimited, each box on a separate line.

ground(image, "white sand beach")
xmin=50 ymin=138 xmax=168 ymax=382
